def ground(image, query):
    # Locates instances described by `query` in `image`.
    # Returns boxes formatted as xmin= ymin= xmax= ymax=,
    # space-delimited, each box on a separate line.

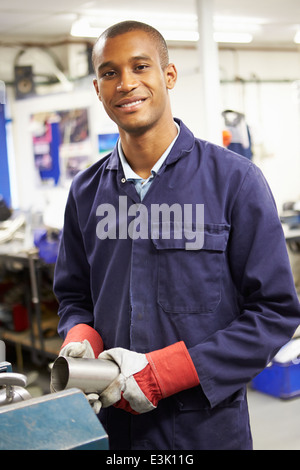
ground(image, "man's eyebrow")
xmin=97 ymin=61 xmax=115 ymax=73
xmin=130 ymin=55 xmax=153 ymax=62
xmin=97 ymin=55 xmax=153 ymax=73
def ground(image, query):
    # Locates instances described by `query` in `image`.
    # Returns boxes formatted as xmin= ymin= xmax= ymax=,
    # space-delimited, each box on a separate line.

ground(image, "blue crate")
xmin=34 ymin=228 xmax=61 ymax=263
xmin=251 ymin=359 xmax=300 ymax=399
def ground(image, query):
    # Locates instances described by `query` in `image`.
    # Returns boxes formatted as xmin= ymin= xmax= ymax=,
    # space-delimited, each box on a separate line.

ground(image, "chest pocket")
xmin=152 ymin=223 xmax=230 ymax=314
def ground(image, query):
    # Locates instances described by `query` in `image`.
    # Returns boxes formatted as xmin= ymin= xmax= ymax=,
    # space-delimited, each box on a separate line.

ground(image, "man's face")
xmin=93 ymin=30 xmax=177 ymax=135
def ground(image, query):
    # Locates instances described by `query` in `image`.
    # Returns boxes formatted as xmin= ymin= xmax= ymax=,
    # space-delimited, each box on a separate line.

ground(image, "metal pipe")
xmin=51 ymin=356 xmax=119 ymax=394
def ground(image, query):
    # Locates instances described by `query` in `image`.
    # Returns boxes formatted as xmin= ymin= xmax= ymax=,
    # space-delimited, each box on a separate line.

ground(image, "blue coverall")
xmin=54 ymin=119 xmax=300 ymax=450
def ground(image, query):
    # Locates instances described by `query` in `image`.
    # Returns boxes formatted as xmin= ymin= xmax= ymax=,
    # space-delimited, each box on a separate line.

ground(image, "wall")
xmin=169 ymin=47 xmax=300 ymax=212
xmin=219 ymin=48 xmax=300 ymax=211
xmin=2 ymin=43 xmax=300 ymax=216
xmin=10 ymin=85 xmax=115 ymax=211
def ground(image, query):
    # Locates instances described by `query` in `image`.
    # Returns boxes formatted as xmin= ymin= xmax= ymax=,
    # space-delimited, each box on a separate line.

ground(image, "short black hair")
xmin=92 ymin=20 xmax=169 ymax=70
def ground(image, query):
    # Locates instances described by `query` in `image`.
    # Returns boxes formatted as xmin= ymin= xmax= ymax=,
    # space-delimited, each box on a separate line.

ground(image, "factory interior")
xmin=1 ymin=0 xmax=300 ymax=451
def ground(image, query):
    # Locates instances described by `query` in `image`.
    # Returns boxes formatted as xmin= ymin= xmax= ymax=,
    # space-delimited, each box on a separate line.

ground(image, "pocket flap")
xmin=152 ymin=223 xmax=230 ymax=252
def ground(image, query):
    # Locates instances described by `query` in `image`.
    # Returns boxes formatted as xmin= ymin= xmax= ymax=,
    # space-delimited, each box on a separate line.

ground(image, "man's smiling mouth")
xmin=119 ymin=99 xmax=144 ymax=108
xmin=116 ymin=97 xmax=147 ymax=109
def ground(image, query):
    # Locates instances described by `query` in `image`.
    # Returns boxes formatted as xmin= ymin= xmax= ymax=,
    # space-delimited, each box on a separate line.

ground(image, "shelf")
xmin=1 ymin=329 xmax=62 ymax=357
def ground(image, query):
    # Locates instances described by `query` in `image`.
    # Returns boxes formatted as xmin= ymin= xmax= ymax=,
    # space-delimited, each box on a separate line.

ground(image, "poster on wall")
xmin=98 ymin=132 xmax=119 ymax=158
xmin=31 ymin=108 xmax=92 ymax=185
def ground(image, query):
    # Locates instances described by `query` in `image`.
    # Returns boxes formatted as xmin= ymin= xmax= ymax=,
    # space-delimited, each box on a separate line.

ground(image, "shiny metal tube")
xmin=51 ymin=356 xmax=119 ymax=394
xmin=0 ymin=373 xmax=32 ymax=407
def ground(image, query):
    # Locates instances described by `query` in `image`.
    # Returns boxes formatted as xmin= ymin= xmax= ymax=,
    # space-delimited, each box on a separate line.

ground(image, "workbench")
xmin=0 ymin=239 xmax=62 ymax=366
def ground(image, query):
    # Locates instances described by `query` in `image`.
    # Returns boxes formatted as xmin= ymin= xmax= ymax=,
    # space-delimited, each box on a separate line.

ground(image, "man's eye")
xmin=135 ymin=65 xmax=149 ymax=71
xmin=102 ymin=71 xmax=116 ymax=78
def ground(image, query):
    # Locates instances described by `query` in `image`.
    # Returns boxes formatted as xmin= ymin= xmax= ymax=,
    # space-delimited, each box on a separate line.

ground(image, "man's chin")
xmin=118 ymin=119 xmax=154 ymax=136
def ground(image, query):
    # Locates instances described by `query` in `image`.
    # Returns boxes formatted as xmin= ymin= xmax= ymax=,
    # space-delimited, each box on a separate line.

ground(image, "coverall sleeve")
xmin=189 ymin=163 xmax=300 ymax=408
xmin=53 ymin=184 xmax=94 ymax=339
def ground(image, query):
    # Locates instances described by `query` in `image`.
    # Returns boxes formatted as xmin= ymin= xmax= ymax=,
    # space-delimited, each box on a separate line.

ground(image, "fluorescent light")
xmin=163 ymin=31 xmax=199 ymax=42
xmin=214 ymin=32 xmax=253 ymax=44
xmin=70 ymin=19 xmax=200 ymax=41
xmin=214 ymin=16 xmax=265 ymax=32
xmin=294 ymin=30 xmax=300 ymax=44
xmin=70 ymin=17 xmax=253 ymax=44
xmin=71 ymin=18 xmax=103 ymax=38
xmin=70 ymin=12 xmax=198 ymax=39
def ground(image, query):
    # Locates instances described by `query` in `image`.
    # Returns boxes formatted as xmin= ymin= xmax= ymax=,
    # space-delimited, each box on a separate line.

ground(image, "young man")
xmin=53 ymin=21 xmax=300 ymax=450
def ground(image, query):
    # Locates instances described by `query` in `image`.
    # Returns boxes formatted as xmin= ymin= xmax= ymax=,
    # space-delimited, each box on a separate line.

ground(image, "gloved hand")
xmin=98 ymin=341 xmax=199 ymax=414
xmin=87 ymin=393 xmax=102 ymax=414
xmin=59 ymin=324 xmax=104 ymax=358
xmin=59 ymin=339 xmax=95 ymax=358
xmin=51 ymin=324 xmax=104 ymax=395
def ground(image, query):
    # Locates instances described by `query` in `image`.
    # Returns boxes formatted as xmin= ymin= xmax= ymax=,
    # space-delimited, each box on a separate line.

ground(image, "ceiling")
xmin=0 ymin=0 xmax=300 ymax=49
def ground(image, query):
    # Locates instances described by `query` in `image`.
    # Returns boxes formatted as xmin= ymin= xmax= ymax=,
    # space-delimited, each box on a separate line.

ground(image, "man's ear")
xmin=165 ymin=63 xmax=177 ymax=90
xmin=93 ymin=78 xmax=102 ymax=101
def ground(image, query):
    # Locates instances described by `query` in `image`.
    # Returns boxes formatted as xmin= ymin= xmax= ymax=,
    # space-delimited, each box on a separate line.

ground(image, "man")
xmin=53 ymin=21 xmax=300 ymax=450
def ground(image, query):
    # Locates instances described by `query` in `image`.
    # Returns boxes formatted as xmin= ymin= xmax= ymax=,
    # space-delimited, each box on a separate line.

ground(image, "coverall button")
xmin=121 ymin=178 xmax=126 ymax=183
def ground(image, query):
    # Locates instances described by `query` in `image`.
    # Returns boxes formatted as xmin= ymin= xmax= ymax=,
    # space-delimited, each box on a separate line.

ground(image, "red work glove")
xmin=98 ymin=341 xmax=199 ymax=414
xmin=59 ymin=324 xmax=104 ymax=358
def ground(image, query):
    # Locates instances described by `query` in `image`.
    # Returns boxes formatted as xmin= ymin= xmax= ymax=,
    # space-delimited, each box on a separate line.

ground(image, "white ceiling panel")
xmin=0 ymin=0 xmax=299 ymax=47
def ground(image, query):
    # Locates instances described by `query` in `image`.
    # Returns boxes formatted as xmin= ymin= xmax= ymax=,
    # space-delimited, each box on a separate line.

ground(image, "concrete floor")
xmin=248 ymin=387 xmax=300 ymax=450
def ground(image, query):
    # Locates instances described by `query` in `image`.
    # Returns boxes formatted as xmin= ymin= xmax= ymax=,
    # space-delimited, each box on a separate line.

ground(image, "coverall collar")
xmin=106 ymin=118 xmax=195 ymax=171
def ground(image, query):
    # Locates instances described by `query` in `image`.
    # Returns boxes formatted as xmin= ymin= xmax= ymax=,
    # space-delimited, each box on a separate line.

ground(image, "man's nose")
xmin=116 ymin=70 xmax=138 ymax=92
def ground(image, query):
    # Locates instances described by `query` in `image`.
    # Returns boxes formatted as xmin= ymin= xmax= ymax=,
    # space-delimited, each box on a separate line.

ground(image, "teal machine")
xmin=0 ymin=341 xmax=109 ymax=450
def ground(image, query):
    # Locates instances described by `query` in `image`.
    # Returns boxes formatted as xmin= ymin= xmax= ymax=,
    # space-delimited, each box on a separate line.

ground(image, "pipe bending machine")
xmin=0 ymin=341 xmax=109 ymax=450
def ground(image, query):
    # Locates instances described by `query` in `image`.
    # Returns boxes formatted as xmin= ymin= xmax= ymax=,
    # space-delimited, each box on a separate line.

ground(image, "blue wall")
xmin=0 ymin=104 xmax=11 ymax=207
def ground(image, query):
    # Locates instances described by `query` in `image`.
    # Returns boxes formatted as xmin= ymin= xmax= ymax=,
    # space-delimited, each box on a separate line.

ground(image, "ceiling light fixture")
xmin=71 ymin=18 xmax=103 ymax=38
xmin=214 ymin=16 xmax=265 ymax=32
xmin=70 ymin=15 xmax=253 ymax=44
xmin=214 ymin=32 xmax=253 ymax=44
xmin=294 ymin=30 xmax=300 ymax=44
xmin=162 ymin=31 xmax=199 ymax=42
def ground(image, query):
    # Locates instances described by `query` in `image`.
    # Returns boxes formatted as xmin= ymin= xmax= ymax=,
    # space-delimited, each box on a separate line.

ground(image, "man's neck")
xmin=119 ymin=120 xmax=178 ymax=179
